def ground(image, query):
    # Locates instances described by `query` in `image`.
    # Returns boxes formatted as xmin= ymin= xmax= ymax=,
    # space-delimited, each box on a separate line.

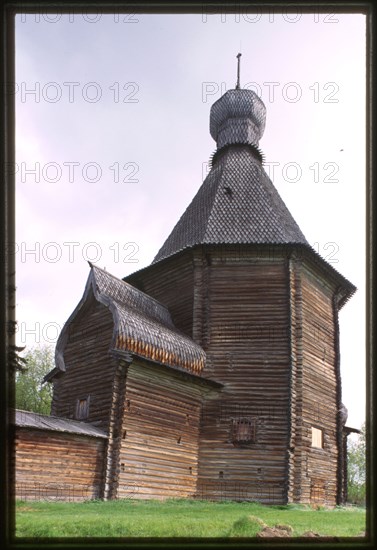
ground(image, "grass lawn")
xmin=15 ymin=499 xmax=366 ymax=538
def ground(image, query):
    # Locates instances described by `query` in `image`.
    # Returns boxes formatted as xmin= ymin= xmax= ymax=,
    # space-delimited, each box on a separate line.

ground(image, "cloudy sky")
xmin=15 ymin=11 xmax=366 ymax=429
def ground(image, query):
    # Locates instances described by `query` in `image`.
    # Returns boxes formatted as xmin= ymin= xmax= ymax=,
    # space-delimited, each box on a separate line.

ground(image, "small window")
xmin=311 ymin=427 xmax=323 ymax=448
xmin=231 ymin=417 xmax=256 ymax=446
xmin=76 ymin=396 xmax=90 ymax=420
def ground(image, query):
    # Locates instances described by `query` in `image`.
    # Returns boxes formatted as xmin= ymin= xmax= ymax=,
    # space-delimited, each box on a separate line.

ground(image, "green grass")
xmin=15 ymin=499 xmax=366 ymax=538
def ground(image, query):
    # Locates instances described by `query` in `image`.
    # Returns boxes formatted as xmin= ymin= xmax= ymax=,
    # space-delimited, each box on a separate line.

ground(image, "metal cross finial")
xmin=236 ymin=52 xmax=242 ymax=89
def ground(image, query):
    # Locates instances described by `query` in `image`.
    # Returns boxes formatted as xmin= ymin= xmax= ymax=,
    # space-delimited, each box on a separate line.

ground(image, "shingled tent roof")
xmin=153 ymin=88 xmax=308 ymax=264
xmin=48 ymin=265 xmax=206 ymax=380
xmin=153 ymin=146 xmax=308 ymax=263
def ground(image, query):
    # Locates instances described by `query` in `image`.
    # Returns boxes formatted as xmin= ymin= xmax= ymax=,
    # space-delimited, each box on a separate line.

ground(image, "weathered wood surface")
xmin=289 ymin=258 xmax=339 ymax=505
xmin=35 ymin=242 xmax=348 ymax=505
xmin=194 ymin=247 xmax=291 ymax=503
xmin=14 ymin=428 xmax=105 ymax=501
xmin=51 ymin=295 xmax=118 ymax=432
xmin=103 ymin=362 xmax=128 ymax=500
xmin=126 ymin=251 xmax=195 ymax=337
xmin=116 ymin=360 xmax=205 ymax=499
xmin=128 ymin=244 xmax=346 ymax=504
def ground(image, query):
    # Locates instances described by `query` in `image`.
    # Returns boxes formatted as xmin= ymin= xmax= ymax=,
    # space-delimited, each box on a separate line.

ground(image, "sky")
xmin=14 ymin=11 xmax=366 ymax=430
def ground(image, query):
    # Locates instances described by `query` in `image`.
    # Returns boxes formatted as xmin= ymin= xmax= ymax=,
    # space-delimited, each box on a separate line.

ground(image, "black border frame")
xmin=1 ymin=1 xmax=374 ymax=548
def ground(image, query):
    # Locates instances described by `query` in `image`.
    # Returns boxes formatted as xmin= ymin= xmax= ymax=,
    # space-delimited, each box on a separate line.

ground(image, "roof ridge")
xmin=91 ymin=264 xmax=171 ymax=316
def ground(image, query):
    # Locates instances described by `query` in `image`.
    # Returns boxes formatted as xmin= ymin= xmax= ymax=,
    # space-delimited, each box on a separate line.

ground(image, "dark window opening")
xmin=231 ymin=417 xmax=256 ymax=446
xmin=75 ymin=396 xmax=90 ymax=420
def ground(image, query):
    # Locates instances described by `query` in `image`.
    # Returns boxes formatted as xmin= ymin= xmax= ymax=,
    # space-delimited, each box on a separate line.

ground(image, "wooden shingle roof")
xmin=148 ymin=86 xmax=355 ymax=305
xmin=14 ymin=409 xmax=107 ymax=438
xmin=49 ymin=265 xmax=205 ymax=379
xmin=153 ymin=88 xmax=308 ymax=264
xmin=91 ymin=266 xmax=205 ymax=374
xmin=153 ymin=144 xmax=309 ymax=263
xmin=210 ymin=88 xmax=266 ymax=148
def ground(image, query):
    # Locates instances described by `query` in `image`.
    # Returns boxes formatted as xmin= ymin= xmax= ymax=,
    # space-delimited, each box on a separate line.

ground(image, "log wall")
xmin=117 ymin=360 xmax=205 ymax=499
xmin=125 ymin=251 xmax=194 ymax=337
xmin=195 ymin=247 xmax=291 ymax=503
xmin=51 ymin=295 xmax=118 ymax=432
xmin=15 ymin=428 xmax=105 ymax=501
xmin=289 ymin=259 xmax=339 ymax=505
xmin=103 ymin=362 xmax=128 ymax=500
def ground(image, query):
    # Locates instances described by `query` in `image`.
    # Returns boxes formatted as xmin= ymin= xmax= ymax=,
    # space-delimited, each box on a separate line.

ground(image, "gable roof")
xmin=153 ymin=145 xmax=308 ymax=263
xmin=49 ymin=265 xmax=205 ymax=380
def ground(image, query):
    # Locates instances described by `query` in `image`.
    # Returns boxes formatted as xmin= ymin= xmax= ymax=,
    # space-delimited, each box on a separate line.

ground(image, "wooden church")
xmin=14 ymin=58 xmax=357 ymax=505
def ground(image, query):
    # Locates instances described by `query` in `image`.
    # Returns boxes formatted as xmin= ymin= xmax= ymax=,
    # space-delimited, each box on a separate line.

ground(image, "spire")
xmin=210 ymin=55 xmax=266 ymax=150
xmin=235 ymin=52 xmax=241 ymax=89
xmin=152 ymin=61 xmax=308 ymax=264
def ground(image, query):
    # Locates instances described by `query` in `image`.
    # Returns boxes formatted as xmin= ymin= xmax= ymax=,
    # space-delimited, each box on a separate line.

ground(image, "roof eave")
xmin=126 ymin=242 xmax=356 ymax=306
xmin=112 ymin=349 xmax=223 ymax=390
xmin=292 ymin=243 xmax=357 ymax=307
xmin=13 ymin=409 xmax=108 ymax=439
xmin=43 ymin=366 xmax=64 ymax=383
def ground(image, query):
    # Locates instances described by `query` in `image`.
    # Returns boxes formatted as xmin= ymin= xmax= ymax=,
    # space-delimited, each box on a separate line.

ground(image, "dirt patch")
xmin=17 ymin=506 xmax=40 ymax=512
xmin=302 ymin=530 xmax=321 ymax=537
xmin=257 ymin=524 xmax=293 ymax=538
